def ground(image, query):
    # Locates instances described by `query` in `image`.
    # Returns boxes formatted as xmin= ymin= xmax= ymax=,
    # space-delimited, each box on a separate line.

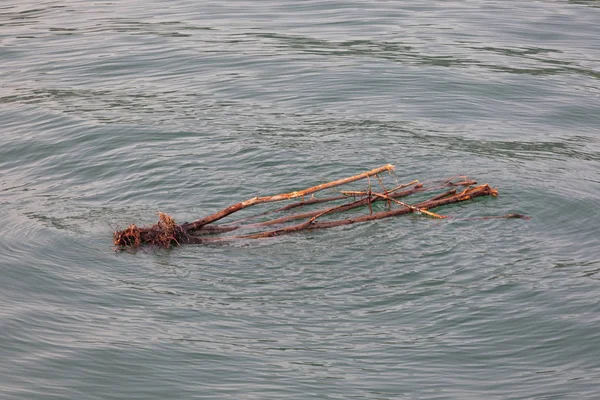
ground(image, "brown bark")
xmin=113 ymin=164 xmax=524 ymax=250
xmin=429 ymin=189 xmax=457 ymax=201
xmin=197 ymin=184 xmax=499 ymax=242
xmin=216 ymin=179 xmax=471 ymax=228
xmin=181 ymin=164 xmax=395 ymax=231
xmin=194 ymin=180 xmax=474 ymax=235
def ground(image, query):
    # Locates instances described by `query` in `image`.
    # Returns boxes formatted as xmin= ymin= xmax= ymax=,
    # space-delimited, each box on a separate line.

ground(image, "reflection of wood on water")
xmin=113 ymin=164 xmax=528 ymax=249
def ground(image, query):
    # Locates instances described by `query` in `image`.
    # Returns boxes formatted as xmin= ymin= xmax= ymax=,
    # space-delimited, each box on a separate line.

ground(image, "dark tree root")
xmin=114 ymin=212 xmax=193 ymax=249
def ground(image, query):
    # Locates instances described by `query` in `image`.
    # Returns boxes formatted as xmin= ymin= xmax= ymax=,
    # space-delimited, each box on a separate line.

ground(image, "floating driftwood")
xmin=114 ymin=164 xmax=527 ymax=249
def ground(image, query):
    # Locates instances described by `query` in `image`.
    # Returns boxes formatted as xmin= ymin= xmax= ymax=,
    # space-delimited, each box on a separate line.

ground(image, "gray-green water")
xmin=2 ymin=1 xmax=600 ymax=398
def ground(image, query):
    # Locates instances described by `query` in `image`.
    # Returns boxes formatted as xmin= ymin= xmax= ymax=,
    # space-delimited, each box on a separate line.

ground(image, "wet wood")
xmin=181 ymin=164 xmax=395 ymax=231
xmin=198 ymin=184 xmax=498 ymax=242
xmin=113 ymin=164 xmax=525 ymax=250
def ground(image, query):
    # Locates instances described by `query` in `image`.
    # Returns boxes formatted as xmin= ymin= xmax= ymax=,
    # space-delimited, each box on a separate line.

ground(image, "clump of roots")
xmin=114 ymin=224 xmax=142 ymax=248
xmin=114 ymin=212 xmax=185 ymax=249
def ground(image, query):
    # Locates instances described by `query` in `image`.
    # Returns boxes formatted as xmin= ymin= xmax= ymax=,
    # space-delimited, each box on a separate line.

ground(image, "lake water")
xmin=1 ymin=1 xmax=600 ymax=398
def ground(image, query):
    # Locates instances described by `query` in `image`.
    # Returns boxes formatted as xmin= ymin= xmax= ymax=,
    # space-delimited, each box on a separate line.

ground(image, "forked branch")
xmin=181 ymin=164 xmax=395 ymax=231
xmin=113 ymin=165 xmax=525 ymax=249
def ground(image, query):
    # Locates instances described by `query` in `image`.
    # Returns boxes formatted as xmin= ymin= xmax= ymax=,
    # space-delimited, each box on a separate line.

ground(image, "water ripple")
xmin=2 ymin=1 xmax=600 ymax=399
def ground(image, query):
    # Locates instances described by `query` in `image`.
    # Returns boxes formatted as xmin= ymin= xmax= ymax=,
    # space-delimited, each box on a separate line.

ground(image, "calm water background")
xmin=1 ymin=1 xmax=600 ymax=398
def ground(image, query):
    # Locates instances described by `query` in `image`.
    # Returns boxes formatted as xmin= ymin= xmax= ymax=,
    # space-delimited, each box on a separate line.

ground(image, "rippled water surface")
xmin=2 ymin=1 xmax=600 ymax=398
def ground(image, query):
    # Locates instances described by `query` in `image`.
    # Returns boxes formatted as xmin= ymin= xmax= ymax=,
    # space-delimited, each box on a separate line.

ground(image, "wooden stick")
xmin=192 ymin=182 xmax=470 ymax=235
xmin=113 ymin=165 xmax=515 ymax=249
xmin=198 ymin=184 xmax=498 ymax=242
xmin=222 ymin=179 xmax=450 ymax=226
xmin=181 ymin=164 xmax=395 ymax=231
xmin=224 ymin=194 xmax=349 ymax=225
xmin=429 ymin=189 xmax=457 ymax=201
xmin=369 ymin=192 xmax=447 ymax=219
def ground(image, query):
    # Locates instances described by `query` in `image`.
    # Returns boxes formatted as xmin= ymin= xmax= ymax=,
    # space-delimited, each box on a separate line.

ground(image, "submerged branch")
xmin=113 ymin=165 xmax=525 ymax=250
xmin=181 ymin=164 xmax=395 ymax=231
xmin=196 ymin=184 xmax=500 ymax=243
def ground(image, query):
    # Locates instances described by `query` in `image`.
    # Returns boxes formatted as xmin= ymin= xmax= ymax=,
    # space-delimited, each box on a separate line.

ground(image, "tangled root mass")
xmin=114 ymin=212 xmax=186 ymax=249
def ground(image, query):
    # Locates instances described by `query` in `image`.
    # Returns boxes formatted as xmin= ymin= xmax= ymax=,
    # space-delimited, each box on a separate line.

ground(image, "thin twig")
xmin=198 ymin=184 xmax=497 ymax=242
xmin=182 ymin=164 xmax=395 ymax=231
